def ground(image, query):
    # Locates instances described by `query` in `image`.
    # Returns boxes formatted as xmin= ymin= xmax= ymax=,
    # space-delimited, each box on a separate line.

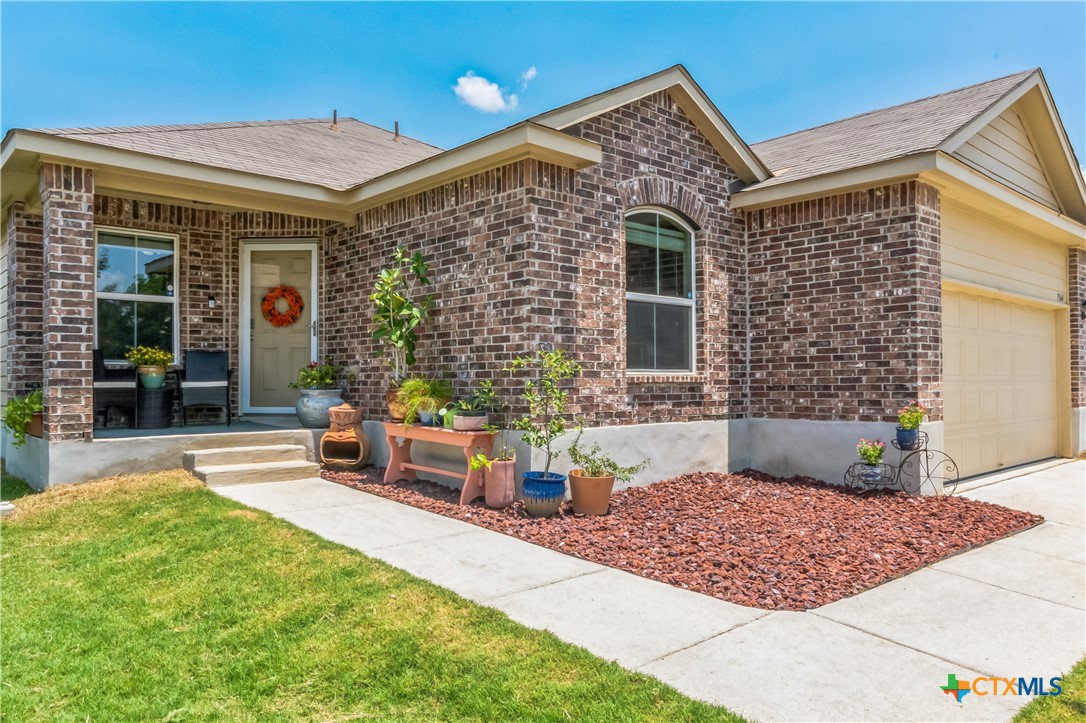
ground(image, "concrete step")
xmin=183 ymin=444 xmax=309 ymax=471
xmin=193 ymin=459 xmax=321 ymax=487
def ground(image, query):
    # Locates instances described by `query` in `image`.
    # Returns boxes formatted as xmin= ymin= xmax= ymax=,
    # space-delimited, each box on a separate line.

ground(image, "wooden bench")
xmin=382 ymin=422 xmax=495 ymax=505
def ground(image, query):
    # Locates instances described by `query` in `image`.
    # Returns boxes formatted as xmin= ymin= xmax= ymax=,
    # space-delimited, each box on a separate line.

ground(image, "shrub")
xmin=2 ymin=389 xmax=43 ymax=448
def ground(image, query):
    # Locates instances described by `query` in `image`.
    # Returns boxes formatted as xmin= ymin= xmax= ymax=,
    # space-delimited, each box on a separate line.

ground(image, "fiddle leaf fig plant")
xmin=370 ymin=247 xmax=433 ymax=385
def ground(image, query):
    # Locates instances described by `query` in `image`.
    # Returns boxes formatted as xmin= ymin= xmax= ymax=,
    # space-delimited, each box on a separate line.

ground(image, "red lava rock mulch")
xmin=322 ymin=467 xmax=1042 ymax=611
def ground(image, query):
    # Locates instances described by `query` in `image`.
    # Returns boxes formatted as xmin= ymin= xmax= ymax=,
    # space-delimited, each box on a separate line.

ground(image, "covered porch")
xmin=1 ymin=158 xmax=343 ymax=488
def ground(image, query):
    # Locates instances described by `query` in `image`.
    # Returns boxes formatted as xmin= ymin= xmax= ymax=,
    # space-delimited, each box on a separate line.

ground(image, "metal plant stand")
xmin=844 ymin=431 xmax=960 ymax=496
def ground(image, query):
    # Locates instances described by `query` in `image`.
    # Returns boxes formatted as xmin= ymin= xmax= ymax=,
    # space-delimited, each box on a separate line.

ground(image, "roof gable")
xmin=940 ymin=72 xmax=1086 ymax=221
xmin=952 ymin=105 xmax=1058 ymax=209
xmin=530 ymin=65 xmax=770 ymax=184
xmin=748 ymin=70 xmax=1035 ymax=191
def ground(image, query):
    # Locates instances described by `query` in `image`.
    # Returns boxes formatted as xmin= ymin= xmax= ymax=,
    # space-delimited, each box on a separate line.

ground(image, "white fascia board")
xmin=344 ymin=122 xmax=602 ymax=211
xmin=730 ymin=154 xmax=936 ymax=210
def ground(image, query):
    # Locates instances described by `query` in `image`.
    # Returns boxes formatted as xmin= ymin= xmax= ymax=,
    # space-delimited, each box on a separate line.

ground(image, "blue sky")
xmin=2 ymin=2 xmax=1083 ymax=162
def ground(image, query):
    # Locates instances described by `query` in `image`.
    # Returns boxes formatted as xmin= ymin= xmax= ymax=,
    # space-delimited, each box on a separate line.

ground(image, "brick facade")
xmin=1071 ymin=247 xmax=1086 ymax=409
xmin=746 ymin=181 xmax=942 ymax=423
xmin=4 ymin=92 xmax=1078 ymax=455
xmin=3 ymin=203 xmax=44 ymax=401
xmin=39 ymin=164 xmax=96 ymax=441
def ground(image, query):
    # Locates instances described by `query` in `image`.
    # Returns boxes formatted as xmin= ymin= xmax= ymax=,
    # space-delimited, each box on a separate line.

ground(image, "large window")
xmin=625 ymin=210 xmax=694 ymax=372
xmin=95 ymin=229 xmax=177 ymax=361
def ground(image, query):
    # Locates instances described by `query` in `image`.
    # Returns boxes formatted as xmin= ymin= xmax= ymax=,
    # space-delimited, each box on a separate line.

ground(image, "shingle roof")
xmin=32 ymin=117 xmax=443 ymax=190
xmin=747 ymin=70 xmax=1036 ymax=189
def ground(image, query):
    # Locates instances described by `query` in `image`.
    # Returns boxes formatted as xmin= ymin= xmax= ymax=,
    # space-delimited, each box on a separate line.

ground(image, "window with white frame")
xmin=625 ymin=210 xmax=695 ymax=372
xmin=95 ymin=229 xmax=178 ymax=361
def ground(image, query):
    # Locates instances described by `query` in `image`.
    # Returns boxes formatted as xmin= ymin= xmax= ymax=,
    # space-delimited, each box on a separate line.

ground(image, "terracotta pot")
xmin=386 ymin=388 xmax=407 ymax=422
xmin=27 ymin=412 xmax=44 ymax=439
xmin=484 ymin=459 xmax=516 ymax=509
xmin=568 ymin=469 xmax=616 ymax=515
xmin=453 ymin=413 xmax=488 ymax=431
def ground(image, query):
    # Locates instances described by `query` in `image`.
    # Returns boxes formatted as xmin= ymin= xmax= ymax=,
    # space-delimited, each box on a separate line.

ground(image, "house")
xmin=2 ymin=65 xmax=1084 ymax=489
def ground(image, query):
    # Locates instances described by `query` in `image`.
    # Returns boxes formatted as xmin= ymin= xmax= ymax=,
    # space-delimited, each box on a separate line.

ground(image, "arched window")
xmin=625 ymin=209 xmax=694 ymax=372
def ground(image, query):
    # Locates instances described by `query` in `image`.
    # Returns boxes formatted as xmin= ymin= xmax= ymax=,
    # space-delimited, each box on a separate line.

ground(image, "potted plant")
xmin=453 ymin=379 xmax=496 ymax=431
xmin=855 ymin=438 xmax=886 ymax=484
xmin=289 ymin=357 xmax=346 ymax=428
xmin=467 ymin=384 xmax=517 ymax=509
xmin=2 ymin=389 xmax=44 ymax=447
xmin=508 ymin=348 xmax=582 ymax=517
xmin=370 ymin=247 xmax=433 ymax=420
xmin=566 ymin=429 xmax=649 ymax=515
xmin=396 ymin=376 xmax=453 ymax=427
xmin=896 ymin=401 xmax=926 ymax=450
xmin=125 ymin=345 xmax=174 ymax=389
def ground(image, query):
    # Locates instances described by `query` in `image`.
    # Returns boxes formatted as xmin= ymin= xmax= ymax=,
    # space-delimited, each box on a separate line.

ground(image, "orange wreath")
xmin=261 ymin=285 xmax=305 ymax=328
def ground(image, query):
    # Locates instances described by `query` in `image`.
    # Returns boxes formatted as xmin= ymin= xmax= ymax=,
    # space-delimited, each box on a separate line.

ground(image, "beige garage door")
xmin=943 ymin=290 xmax=1057 ymax=478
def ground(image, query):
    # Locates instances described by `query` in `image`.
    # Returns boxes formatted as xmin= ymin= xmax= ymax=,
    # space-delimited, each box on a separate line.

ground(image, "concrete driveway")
xmin=216 ymin=460 xmax=1085 ymax=722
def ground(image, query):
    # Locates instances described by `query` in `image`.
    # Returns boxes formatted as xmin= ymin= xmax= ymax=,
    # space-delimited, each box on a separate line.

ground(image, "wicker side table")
xmin=136 ymin=387 xmax=174 ymax=429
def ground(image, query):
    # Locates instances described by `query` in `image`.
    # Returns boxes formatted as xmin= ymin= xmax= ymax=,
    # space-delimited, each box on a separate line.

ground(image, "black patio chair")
xmin=93 ymin=349 xmax=137 ymax=428
xmin=178 ymin=350 xmax=233 ymax=426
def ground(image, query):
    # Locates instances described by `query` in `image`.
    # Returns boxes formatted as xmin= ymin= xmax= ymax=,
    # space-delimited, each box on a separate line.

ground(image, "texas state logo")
xmin=941 ymin=673 xmax=1062 ymax=702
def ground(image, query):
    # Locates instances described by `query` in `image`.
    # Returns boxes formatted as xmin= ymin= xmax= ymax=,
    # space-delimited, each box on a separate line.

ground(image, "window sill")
xmin=626 ymin=373 xmax=707 ymax=385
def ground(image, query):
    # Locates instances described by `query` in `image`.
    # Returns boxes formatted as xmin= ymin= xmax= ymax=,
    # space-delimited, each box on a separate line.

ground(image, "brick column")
xmin=1070 ymin=248 xmax=1086 ymax=447
xmin=39 ymin=164 xmax=95 ymax=442
xmin=3 ymin=202 xmax=45 ymax=401
xmin=912 ymin=182 xmax=942 ymax=423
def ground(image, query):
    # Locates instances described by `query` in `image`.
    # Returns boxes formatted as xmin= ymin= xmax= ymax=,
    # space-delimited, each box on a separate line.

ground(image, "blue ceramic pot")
xmin=895 ymin=426 xmax=921 ymax=450
xmin=522 ymin=471 xmax=567 ymax=518
xmin=296 ymin=388 xmax=345 ymax=429
xmin=138 ymin=365 xmax=166 ymax=389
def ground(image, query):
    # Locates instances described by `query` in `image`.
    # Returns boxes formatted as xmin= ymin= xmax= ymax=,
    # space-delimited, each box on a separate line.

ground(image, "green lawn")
xmin=1 ymin=473 xmax=34 ymax=501
xmin=0 ymin=470 xmax=742 ymax=722
xmin=1014 ymin=656 xmax=1086 ymax=722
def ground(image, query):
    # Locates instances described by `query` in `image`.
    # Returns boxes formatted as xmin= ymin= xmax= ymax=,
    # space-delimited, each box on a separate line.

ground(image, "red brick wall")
xmin=1070 ymin=247 xmax=1086 ymax=409
xmin=746 ymin=181 xmax=942 ymax=423
xmin=3 ymin=203 xmax=44 ymax=400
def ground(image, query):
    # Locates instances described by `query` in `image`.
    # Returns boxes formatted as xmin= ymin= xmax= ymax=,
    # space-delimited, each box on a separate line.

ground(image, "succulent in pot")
xmin=453 ymin=379 xmax=496 ymax=431
xmin=289 ymin=357 xmax=346 ymax=428
xmin=566 ymin=428 xmax=649 ymax=515
xmin=125 ymin=345 xmax=174 ymax=389
xmin=508 ymin=348 xmax=582 ymax=517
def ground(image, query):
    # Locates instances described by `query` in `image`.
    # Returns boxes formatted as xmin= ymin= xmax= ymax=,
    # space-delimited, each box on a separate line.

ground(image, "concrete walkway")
xmin=216 ymin=460 xmax=1085 ymax=722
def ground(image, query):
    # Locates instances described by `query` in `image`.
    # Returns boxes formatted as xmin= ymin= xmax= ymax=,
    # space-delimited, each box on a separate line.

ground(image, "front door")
xmin=242 ymin=243 xmax=317 ymax=413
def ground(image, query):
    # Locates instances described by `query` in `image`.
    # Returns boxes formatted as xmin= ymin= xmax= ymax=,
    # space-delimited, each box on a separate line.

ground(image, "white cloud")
xmin=453 ymin=71 xmax=518 ymax=113
xmin=520 ymin=66 xmax=537 ymax=91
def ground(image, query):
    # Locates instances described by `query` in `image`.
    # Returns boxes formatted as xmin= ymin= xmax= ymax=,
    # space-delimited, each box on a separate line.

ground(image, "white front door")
xmin=241 ymin=243 xmax=318 ymax=413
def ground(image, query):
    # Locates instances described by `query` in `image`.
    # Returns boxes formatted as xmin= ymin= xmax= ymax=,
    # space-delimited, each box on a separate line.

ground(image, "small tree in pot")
xmin=567 ymin=429 xmax=649 ymax=515
xmin=370 ymin=247 xmax=433 ymax=419
xmin=508 ymin=348 xmax=581 ymax=517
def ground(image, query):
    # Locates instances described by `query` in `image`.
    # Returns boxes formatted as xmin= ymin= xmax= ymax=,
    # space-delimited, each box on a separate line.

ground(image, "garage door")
xmin=943 ymin=290 xmax=1057 ymax=478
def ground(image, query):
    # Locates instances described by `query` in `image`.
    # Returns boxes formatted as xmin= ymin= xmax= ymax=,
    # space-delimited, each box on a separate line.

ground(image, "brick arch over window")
xmin=616 ymin=177 xmax=709 ymax=230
